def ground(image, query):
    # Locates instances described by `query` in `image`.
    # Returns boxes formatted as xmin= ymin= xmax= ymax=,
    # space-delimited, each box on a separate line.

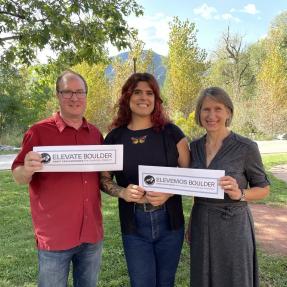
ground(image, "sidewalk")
xmin=250 ymin=204 xmax=287 ymax=256
xmin=0 ymin=154 xmax=16 ymax=170
xmin=270 ymin=164 xmax=287 ymax=182
xmin=250 ymin=163 xmax=287 ymax=256
xmin=256 ymin=140 xmax=287 ymax=154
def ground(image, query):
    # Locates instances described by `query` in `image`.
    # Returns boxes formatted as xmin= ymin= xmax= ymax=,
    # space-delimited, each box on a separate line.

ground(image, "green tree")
xmin=0 ymin=0 xmax=143 ymax=65
xmin=1 ymin=62 xmax=73 ymax=141
xmin=0 ymin=65 xmax=28 ymax=134
xmin=256 ymin=23 xmax=287 ymax=137
xmin=207 ymin=28 xmax=255 ymax=101
xmin=173 ymin=111 xmax=204 ymax=141
xmin=206 ymin=28 xmax=259 ymax=137
xmin=73 ymin=62 xmax=111 ymax=133
xmin=270 ymin=11 xmax=287 ymax=51
xmin=109 ymin=41 xmax=154 ymax=110
xmin=164 ymin=17 xmax=207 ymax=117
xmin=25 ymin=64 xmax=60 ymax=122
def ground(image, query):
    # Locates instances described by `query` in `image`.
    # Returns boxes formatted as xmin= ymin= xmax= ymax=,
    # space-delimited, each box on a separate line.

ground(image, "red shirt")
xmin=12 ymin=112 xmax=103 ymax=251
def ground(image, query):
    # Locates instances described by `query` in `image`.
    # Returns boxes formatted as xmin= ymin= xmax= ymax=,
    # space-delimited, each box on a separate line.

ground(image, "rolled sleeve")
xmin=244 ymin=142 xmax=270 ymax=188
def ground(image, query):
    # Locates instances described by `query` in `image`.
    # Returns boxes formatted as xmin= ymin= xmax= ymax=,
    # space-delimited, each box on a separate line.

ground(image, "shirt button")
xmin=84 ymin=180 xmax=87 ymax=184
xmin=85 ymin=198 xmax=89 ymax=202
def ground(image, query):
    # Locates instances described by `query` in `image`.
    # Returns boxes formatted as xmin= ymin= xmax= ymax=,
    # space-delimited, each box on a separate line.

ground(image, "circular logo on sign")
xmin=144 ymin=175 xmax=155 ymax=185
xmin=41 ymin=153 xmax=51 ymax=164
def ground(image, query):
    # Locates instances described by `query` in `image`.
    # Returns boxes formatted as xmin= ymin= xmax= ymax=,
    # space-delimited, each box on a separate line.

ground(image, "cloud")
xmin=127 ymin=13 xmax=172 ymax=55
xmin=193 ymin=3 xmax=240 ymax=22
xmin=241 ymin=4 xmax=259 ymax=15
xmin=193 ymin=3 xmax=217 ymax=20
xmin=222 ymin=13 xmax=240 ymax=22
xmin=108 ymin=13 xmax=172 ymax=56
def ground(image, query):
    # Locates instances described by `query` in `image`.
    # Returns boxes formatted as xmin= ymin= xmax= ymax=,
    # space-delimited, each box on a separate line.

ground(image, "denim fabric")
xmin=122 ymin=208 xmax=184 ymax=287
xmin=38 ymin=241 xmax=103 ymax=287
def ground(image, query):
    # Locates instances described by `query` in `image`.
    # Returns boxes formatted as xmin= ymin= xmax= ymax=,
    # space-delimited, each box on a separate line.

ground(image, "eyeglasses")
xmin=58 ymin=90 xmax=87 ymax=99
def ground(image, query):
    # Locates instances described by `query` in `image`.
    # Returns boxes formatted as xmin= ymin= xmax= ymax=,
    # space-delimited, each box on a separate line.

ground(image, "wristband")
xmin=239 ymin=189 xmax=246 ymax=201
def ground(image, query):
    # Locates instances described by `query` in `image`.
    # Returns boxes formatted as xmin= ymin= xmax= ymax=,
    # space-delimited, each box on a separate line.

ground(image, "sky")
xmin=109 ymin=0 xmax=287 ymax=57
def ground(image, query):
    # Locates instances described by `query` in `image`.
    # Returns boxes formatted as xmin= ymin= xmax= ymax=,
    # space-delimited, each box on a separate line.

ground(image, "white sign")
xmin=138 ymin=165 xmax=225 ymax=199
xmin=33 ymin=145 xmax=123 ymax=172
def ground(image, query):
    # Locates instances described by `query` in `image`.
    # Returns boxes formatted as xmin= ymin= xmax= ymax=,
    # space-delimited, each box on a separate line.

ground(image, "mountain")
xmin=106 ymin=51 xmax=167 ymax=86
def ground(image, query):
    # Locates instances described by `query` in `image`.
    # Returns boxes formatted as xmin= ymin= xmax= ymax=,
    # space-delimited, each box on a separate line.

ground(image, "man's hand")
xmin=24 ymin=151 xmax=43 ymax=174
xmin=12 ymin=151 xmax=43 ymax=184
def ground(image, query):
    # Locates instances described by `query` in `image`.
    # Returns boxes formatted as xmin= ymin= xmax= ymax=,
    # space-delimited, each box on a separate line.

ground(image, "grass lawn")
xmin=260 ymin=154 xmax=287 ymax=206
xmin=0 ymin=150 xmax=19 ymax=155
xmin=0 ymin=154 xmax=286 ymax=286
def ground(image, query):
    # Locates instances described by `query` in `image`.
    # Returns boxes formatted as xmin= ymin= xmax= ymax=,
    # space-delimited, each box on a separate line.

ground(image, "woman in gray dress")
xmin=188 ymin=87 xmax=270 ymax=287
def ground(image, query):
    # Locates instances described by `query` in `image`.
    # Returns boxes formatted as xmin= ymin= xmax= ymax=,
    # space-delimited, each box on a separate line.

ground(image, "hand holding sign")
xmin=119 ymin=184 xmax=146 ymax=203
xmin=139 ymin=165 xmax=225 ymax=199
xmin=24 ymin=151 xmax=43 ymax=174
xmin=145 ymin=191 xmax=172 ymax=206
xmin=33 ymin=145 xmax=123 ymax=172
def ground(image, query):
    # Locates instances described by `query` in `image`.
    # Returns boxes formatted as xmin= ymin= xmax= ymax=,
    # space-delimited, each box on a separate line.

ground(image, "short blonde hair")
xmin=195 ymin=87 xmax=234 ymax=127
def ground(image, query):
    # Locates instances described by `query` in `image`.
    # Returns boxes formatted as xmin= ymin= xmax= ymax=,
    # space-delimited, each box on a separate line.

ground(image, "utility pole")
xmin=133 ymin=57 xmax=137 ymax=73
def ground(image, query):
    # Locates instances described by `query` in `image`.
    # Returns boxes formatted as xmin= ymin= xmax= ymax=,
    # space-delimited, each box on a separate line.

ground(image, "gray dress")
xmin=189 ymin=132 xmax=270 ymax=287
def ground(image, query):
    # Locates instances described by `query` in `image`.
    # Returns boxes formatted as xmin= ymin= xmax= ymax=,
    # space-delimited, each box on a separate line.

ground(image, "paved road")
xmin=270 ymin=164 xmax=287 ymax=182
xmin=0 ymin=154 xmax=17 ymax=170
xmin=255 ymin=140 xmax=287 ymax=154
xmin=0 ymin=140 xmax=287 ymax=171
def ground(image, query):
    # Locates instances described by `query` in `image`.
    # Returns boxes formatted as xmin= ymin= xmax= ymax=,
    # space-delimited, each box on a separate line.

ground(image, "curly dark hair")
xmin=110 ymin=73 xmax=170 ymax=131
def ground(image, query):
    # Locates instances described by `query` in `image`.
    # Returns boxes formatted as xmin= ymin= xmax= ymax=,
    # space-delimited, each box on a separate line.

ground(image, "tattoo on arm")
xmin=100 ymin=172 xmax=124 ymax=197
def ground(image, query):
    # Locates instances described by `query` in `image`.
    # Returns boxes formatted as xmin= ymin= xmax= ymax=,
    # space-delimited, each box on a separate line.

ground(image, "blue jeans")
xmin=38 ymin=241 xmax=103 ymax=287
xmin=122 ymin=207 xmax=184 ymax=287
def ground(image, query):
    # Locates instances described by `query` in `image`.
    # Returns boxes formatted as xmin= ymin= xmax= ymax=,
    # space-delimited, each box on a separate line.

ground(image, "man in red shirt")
xmin=12 ymin=70 xmax=103 ymax=287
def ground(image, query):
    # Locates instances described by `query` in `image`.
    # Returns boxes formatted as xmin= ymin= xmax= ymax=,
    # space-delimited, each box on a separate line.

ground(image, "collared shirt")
xmin=190 ymin=131 xmax=270 ymax=204
xmin=12 ymin=112 xmax=103 ymax=251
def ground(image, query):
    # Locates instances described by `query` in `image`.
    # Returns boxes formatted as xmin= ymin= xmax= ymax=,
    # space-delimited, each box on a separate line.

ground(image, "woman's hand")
xmin=145 ymin=191 xmax=173 ymax=206
xmin=219 ymin=176 xmax=241 ymax=200
xmin=119 ymin=184 xmax=146 ymax=203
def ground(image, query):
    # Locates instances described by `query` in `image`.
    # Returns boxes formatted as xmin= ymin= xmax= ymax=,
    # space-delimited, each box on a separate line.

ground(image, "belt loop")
xmin=135 ymin=203 xmax=165 ymax=212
